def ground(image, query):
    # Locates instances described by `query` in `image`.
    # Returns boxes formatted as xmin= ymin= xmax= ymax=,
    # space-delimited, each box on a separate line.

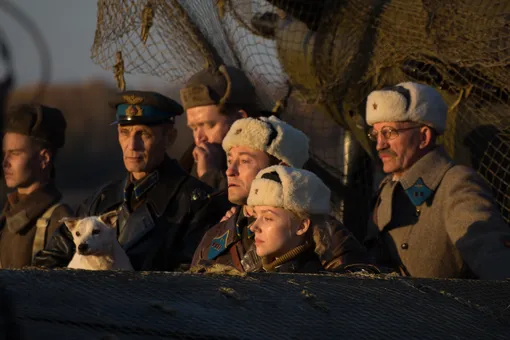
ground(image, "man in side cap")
xmin=35 ymin=91 xmax=230 ymax=271
xmin=179 ymin=65 xmax=261 ymax=191
xmin=364 ymin=82 xmax=510 ymax=279
xmin=191 ymin=115 xmax=367 ymax=272
xmin=0 ymin=104 xmax=73 ymax=268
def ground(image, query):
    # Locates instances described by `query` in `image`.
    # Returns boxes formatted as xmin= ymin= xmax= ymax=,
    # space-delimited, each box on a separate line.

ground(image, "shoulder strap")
xmin=32 ymin=201 xmax=63 ymax=263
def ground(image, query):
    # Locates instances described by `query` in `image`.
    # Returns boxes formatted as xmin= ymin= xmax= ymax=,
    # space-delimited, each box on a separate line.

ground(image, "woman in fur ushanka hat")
xmin=247 ymin=165 xmax=334 ymax=273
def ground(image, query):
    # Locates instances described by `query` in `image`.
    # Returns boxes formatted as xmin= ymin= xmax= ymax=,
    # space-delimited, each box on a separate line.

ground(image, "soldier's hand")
xmin=220 ymin=206 xmax=238 ymax=222
xmin=193 ymin=143 xmax=225 ymax=179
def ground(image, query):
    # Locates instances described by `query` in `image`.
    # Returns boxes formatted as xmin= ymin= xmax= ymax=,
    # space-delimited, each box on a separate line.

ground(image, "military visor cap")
xmin=109 ymin=90 xmax=183 ymax=125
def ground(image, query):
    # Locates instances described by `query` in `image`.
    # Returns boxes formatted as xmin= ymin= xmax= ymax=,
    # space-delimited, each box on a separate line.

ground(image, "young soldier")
xmin=1 ymin=104 xmax=72 ymax=268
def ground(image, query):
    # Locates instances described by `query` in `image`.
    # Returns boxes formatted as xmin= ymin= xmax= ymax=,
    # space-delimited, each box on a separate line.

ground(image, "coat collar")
xmin=371 ymin=147 xmax=455 ymax=232
xmin=117 ymin=157 xmax=192 ymax=250
xmin=377 ymin=147 xmax=455 ymax=207
xmin=1 ymin=183 xmax=62 ymax=234
xmin=125 ymin=170 xmax=159 ymax=202
xmin=124 ymin=156 xmax=190 ymax=217
xmin=399 ymin=147 xmax=455 ymax=192
xmin=398 ymin=147 xmax=455 ymax=206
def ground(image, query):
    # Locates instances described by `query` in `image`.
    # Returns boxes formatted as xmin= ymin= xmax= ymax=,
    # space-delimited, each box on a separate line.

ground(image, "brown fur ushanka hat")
xmin=4 ymin=103 xmax=67 ymax=149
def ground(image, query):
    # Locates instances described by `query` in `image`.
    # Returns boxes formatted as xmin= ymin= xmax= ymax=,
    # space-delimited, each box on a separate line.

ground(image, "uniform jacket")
xmin=0 ymin=184 xmax=72 ymax=269
xmin=34 ymin=157 xmax=230 ymax=271
xmin=191 ymin=206 xmax=260 ymax=271
xmin=365 ymin=147 xmax=510 ymax=279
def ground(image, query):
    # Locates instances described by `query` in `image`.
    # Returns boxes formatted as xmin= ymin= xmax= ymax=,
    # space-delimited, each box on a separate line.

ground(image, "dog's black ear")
xmin=60 ymin=217 xmax=80 ymax=232
xmin=99 ymin=210 xmax=119 ymax=228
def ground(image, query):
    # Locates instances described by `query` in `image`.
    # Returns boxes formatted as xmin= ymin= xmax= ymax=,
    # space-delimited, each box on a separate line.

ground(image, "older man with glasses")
xmin=363 ymin=82 xmax=510 ymax=279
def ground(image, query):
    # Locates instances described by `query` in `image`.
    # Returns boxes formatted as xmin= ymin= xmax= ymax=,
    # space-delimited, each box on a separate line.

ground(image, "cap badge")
xmin=123 ymin=95 xmax=144 ymax=117
xmin=372 ymin=102 xmax=378 ymax=110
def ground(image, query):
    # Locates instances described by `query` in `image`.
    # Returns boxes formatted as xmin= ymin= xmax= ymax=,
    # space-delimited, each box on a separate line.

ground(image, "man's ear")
xmin=238 ymin=109 xmax=248 ymax=119
xmin=278 ymin=161 xmax=289 ymax=167
xmin=419 ymin=126 xmax=433 ymax=149
xmin=295 ymin=218 xmax=311 ymax=236
xmin=99 ymin=210 xmax=118 ymax=228
xmin=39 ymin=148 xmax=51 ymax=170
xmin=60 ymin=217 xmax=80 ymax=233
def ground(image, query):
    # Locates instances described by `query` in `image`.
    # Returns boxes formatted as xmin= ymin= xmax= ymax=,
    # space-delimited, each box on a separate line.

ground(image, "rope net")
xmin=1 ymin=269 xmax=510 ymax=339
xmin=91 ymin=0 xmax=510 ymax=230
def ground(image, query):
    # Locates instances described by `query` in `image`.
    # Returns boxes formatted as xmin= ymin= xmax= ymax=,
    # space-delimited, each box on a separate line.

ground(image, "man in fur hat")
xmin=364 ymin=82 xmax=510 ymax=279
xmin=179 ymin=65 xmax=262 ymax=191
xmin=191 ymin=115 xmax=367 ymax=272
xmin=0 ymin=104 xmax=73 ymax=268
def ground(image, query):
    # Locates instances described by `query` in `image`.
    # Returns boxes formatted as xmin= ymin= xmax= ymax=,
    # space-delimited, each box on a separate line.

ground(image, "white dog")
xmin=61 ymin=210 xmax=133 ymax=271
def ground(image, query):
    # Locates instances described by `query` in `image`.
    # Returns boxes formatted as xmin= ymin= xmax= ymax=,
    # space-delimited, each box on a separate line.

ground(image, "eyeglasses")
xmin=367 ymin=125 xmax=422 ymax=142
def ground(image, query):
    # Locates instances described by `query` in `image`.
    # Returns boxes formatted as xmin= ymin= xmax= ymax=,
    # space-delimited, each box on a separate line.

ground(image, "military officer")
xmin=364 ymin=82 xmax=510 ymax=279
xmin=34 ymin=91 xmax=230 ymax=271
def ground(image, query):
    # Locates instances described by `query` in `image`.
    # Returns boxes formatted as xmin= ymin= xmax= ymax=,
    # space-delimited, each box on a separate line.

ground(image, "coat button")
xmin=401 ymin=243 xmax=409 ymax=250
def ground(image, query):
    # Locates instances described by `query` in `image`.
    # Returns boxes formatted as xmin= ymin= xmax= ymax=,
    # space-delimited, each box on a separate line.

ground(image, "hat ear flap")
xmin=31 ymin=105 xmax=44 ymax=134
xmin=218 ymin=65 xmax=232 ymax=109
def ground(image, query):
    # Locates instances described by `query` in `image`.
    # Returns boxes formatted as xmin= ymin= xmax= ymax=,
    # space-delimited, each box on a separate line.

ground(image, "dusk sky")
xmin=0 ymin=0 xmax=169 ymax=90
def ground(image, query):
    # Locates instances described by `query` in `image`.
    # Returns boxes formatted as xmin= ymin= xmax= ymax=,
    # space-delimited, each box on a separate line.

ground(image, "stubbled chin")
xmin=227 ymin=189 xmax=247 ymax=205
xmin=124 ymin=162 xmax=147 ymax=173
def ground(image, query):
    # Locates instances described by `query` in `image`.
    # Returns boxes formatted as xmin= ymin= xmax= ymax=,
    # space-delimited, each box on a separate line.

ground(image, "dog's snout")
xmin=78 ymin=243 xmax=89 ymax=253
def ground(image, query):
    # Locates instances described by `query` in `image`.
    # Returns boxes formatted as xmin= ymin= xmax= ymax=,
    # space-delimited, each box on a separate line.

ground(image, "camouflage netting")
xmin=91 ymin=0 xmax=510 ymax=232
xmin=1 ymin=269 xmax=509 ymax=339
